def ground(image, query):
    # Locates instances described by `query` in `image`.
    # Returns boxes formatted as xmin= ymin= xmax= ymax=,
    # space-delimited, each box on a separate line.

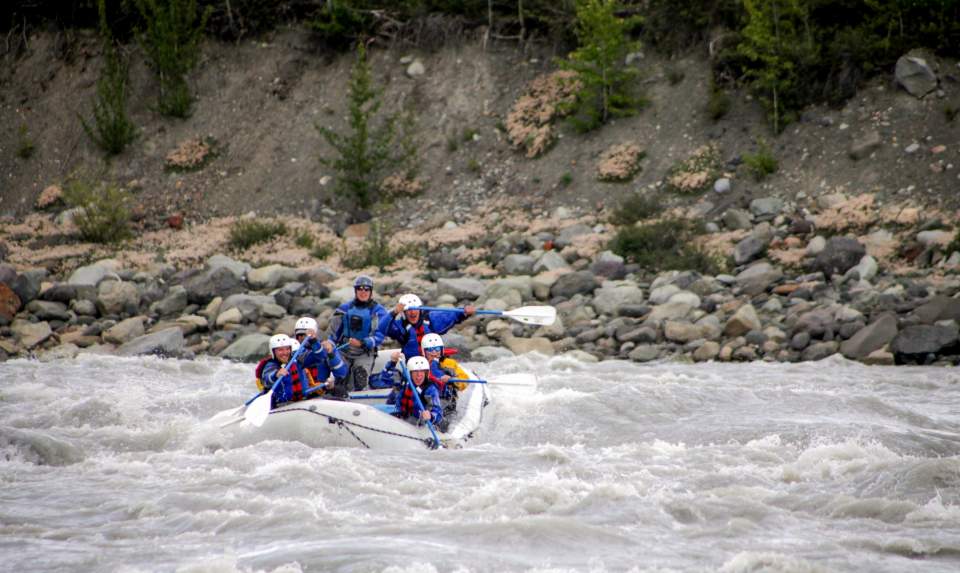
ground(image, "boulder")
xmin=39 ymin=343 xmax=80 ymax=362
xmin=26 ymin=300 xmax=70 ymax=322
xmin=555 ymin=224 xmax=593 ymax=248
xmin=505 ymin=336 xmax=555 ymax=356
xmin=724 ymin=304 xmax=761 ymax=337
xmin=840 ymin=313 xmax=898 ymax=360
xmin=664 ymin=320 xmax=705 ymax=343
xmin=533 ymin=251 xmax=570 ymax=274
xmin=909 ymin=295 xmax=960 ymax=325
xmin=628 ymin=344 xmax=660 ymax=362
xmin=844 ymin=255 xmax=878 ymax=282
xmin=895 ymin=54 xmax=938 ymax=98
xmin=470 ymin=346 xmax=515 ymax=362
xmin=590 ymin=251 xmax=626 ymax=280
xmin=550 ymin=271 xmax=598 ymax=299
xmin=117 ymin=327 xmax=185 ymax=357
xmin=645 ymin=301 xmax=693 ymax=324
xmin=648 ymin=284 xmax=680 ymax=305
xmin=801 ymin=341 xmax=839 ymax=361
xmin=735 ymin=262 xmax=783 ymax=295
xmin=207 ymin=254 xmax=252 ymax=279
xmin=96 ymin=280 xmax=140 ymax=316
xmin=795 ymin=308 xmax=836 ymax=338
xmin=40 ymin=284 xmax=80 ymax=304
xmin=247 ymin=264 xmax=303 ymax=290
xmin=103 ymin=316 xmax=147 ymax=344
xmin=813 ymin=237 xmax=866 ymax=278
xmin=219 ymin=294 xmax=277 ymax=322
xmin=693 ymin=341 xmax=720 ymax=362
xmin=723 ymin=209 xmax=753 ymax=230
xmin=12 ymin=319 xmax=53 ymax=348
xmin=484 ymin=276 xmax=534 ymax=303
xmin=149 ymin=286 xmax=189 ymax=317
xmin=0 ymin=282 xmax=22 ymax=324
xmin=592 ymin=282 xmax=644 ymax=316
xmin=749 ymin=197 xmax=784 ymax=220
xmin=184 ymin=266 xmax=246 ymax=305
xmin=220 ymin=333 xmax=271 ymax=362
xmin=436 ymin=277 xmax=485 ymax=301
xmin=500 ymin=254 xmax=536 ymax=276
xmin=891 ymin=324 xmax=959 ymax=361
xmin=733 ymin=235 xmax=768 ymax=265
xmin=68 ymin=259 xmax=122 ymax=287
xmin=11 ymin=269 xmax=45 ymax=305
xmin=848 ymin=130 xmax=882 ymax=160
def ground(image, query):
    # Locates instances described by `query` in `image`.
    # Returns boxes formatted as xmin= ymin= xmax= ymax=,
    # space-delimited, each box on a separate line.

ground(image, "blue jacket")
xmin=298 ymin=337 xmax=349 ymax=386
xmin=394 ymin=380 xmax=443 ymax=425
xmin=369 ymin=358 xmax=401 ymax=389
xmin=329 ymin=299 xmax=390 ymax=351
xmin=260 ymin=359 xmax=307 ymax=407
xmin=385 ymin=310 xmax=467 ymax=358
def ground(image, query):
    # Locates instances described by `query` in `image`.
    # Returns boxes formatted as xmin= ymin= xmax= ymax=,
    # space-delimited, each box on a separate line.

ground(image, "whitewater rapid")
xmin=1 ymin=354 xmax=959 ymax=572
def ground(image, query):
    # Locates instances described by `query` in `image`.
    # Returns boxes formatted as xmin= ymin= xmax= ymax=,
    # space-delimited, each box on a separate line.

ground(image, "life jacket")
xmin=438 ymin=356 xmax=468 ymax=392
xmin=254 ymin=357 xmax=270 ymax=392
xmin=342 ymin=302 xmax=374 ymax=341
xmin=403 ymin=319 xmax=428 ymax=351
xmin=398 ymin=380 xmax=436 ymax=418
xmin=255 ymin=357 xmax=315 ymax=400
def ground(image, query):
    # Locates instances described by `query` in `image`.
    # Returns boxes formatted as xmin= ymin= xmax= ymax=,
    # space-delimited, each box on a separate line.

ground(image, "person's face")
xmin=404 ymin=309 xmax=420 ymax=323
xmin=423 ymin=346 xmax=442 ymax=361
xmin=411 ymin=370 xmax=427 ymax=385
xmin=294 ymin=331 xmax=308 ymax=344
xmin=355 ymin=286 xmax=372 ymax=302
xmin=275 ymin=346 xmax=292 ymax=363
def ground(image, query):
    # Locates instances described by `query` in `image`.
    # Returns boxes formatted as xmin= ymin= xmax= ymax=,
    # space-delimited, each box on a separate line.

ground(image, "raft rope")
xmin=270 ymin=407 xmax=435 ymax=449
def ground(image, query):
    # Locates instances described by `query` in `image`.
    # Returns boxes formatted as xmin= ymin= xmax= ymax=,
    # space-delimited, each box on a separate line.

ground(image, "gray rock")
xmin=68 ymin=259 xmax=121 ymax=287
xmin=917 ymin=230 xmax=953 ymax=247
xmin=247 ymin=264 xmax=303 ymax=290
xmin=749 ymin=197 xmax=784 ymax=220
xmin=735 ymin=262 xmax=783 ymax=295
xmin=406 ymin=59 xmax=425 ymax=77
xmin=436 ymin=277 xmax=485 ymax=301
xmin=910 ymin=295 xmax=960 ymax=325
xmin=734 ymin=235 xmax=768 ymax=265
xmin=668 ymin=291 xmax=701 ymax=308
xmin=555 ymin=224 xmax=593 ymax=248
xmin=149 ymin=286 xmax=188 ymax=318
xmin=533 ymin=251 xmax=570 ymax=274
xmin=891 ymin=324 xmax=959 ymax=360
xmin=802 ymin=341 xmax=838 ymax=361
xmin=790 ymin=331 xmax=811 ymax=350
xmin=724 ymin=304 xmax=761 ymax=337
xmin=646 ymin=301 xmax=693 ymax=324
xmin=628 ymin=344 xmax=660 ymax=362
xmin=693 ymin=341 xmax=720 ymax=361
xmin=219 ymin=294 xmax=277 ymax=322
xmin=840 ymin=313 xmax=898 ymax=360
xmin=39 ymin=284 xmax=80 ymax=304
xmin=590 ymin=251 xmax=626 ymax=279
xmin=500 ymin=254 xmax=536 ymax=276
xmin=844 ymin=255 xmax=878 ymax=282
xmin=184 ymin=266 xmax=246 ymax=305
xmin=806 ymin=236 xmax=827 ymax=256
xmin=550 ymin=271 xmax=598 ymax=299
xmin=12 ymin=319 xmax=53 ymax=348
xmin=470 ymin=346 xmax=515 ymax=362
xmin=593 ymin=282 xmax=644 ymax=316
xmin=714 ymin=178 xmax=731 ymax=193
xmin=39 ymin=343 xmax=80 ymax=362
xmin=117 ymin=327 xmax=185 ymax=357
xmin=71 ymin=299 xmax=97 ymax=316
xmin=103 ymin=316 xmax=147 ymax=344
xmin=96 ymin=280 xmax=140 ymax=316
xmin=26 ymin=300 xmax=70 ymax=322
xmin=12 ymin=269 xmax=45 ymax=305
xmin=723 ymin=209 xmax=753 ymax=230
xmin=849 ymin=130 xmax=882 ymax=160
xmin=208 ymin=255 xmax=252 ymax=280
xmin=219 ymin=333 xmax=271 ymax=362
xmin=795 ymin=308 xmax=836 ymax=338
xmin=617 ymin=326 xmax=657 ymax=344
xmin=505 ymin=336 xmax=554 ymax=356
xmin=895 ymin=54 xmax=938 ymax=98
xmin=813 ymin=237 xmax=865 ymax=278
xmin=664 ymin=320 xmax=704 ymax=343
xmin=649 ymin=284 xmax=680 ymax=305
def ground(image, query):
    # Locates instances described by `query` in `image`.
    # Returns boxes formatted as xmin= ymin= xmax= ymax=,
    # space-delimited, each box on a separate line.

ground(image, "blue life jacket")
xmin=343 ymin=304 xmax=373 ymax=341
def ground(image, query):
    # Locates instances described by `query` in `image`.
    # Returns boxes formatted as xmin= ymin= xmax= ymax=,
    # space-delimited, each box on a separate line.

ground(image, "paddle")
xmin=244 ymin=377 xmax=282 ymax=427
xmin=397 ymin=360 xmax=440 ymax=449
xmin=411 ymin=305 xmax=556 ymax=326
xmin=450 ymin=376 xmax=537 ymax=388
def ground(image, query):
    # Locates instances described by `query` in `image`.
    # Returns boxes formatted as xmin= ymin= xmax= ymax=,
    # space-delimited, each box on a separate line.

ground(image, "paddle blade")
xmin=244 ymin=391 xmax=273 ymax=427
xmin=488 ymin=373 xmax=538 ymax=395
xmin=502 ymin=306 xmax=556 ymax=326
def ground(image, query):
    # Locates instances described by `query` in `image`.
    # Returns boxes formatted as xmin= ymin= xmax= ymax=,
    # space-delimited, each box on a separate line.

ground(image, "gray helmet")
xmin=354 ymin=275 xmax=374 ymax=289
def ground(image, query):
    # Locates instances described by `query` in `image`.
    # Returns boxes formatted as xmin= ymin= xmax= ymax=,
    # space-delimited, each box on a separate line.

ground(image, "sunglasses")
xmin=423 ymin=346 xmax=443 ymax=353
xmin=355 ymin=286 xmax=372 ymax=292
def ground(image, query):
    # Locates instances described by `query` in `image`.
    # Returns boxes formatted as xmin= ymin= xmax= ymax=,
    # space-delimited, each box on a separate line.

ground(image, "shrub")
xmin=610 ymin=218 xmax=722 ymax=275
xmin=597 ymin=142 xmax=645 ymax=182
xmin=506 ymin=70 xmax=581 ymax=158
xmin=165 ymin=137 xmax=217 ymax=171
xmin=81 ymin=0 xmax=137 ymax=155
xmin=342 ymin=220 xmax=398 ymax=271
xmin=228 ymin=219 xmax=287 ymax=251
xmin=16 ymin=125 xmax=35 ymax=159
xmin=560 ymin=172 xmax=573 ymax=187
xmin=134 ymin=0 xmax=210 ymax=118
xmin=663 ymin=145 xmax=722 ymax=195
xmin=742 ymin=141 xmax=779 ymax=181
xmin=295 ymin=231 xmax=314 ymax=249
xmin=63 ymin=178 xmax=131 ymax=243
xmin=706 ymin=87 xmax=731 ymax=120
xmin=610 ymin=193 xmax=663 ymax=225
xmin=311 ymin=242 xmax=334 ymax=260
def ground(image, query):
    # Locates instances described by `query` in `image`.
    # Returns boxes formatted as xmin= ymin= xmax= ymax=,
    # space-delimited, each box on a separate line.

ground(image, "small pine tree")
xmin=134 ymin=0 xmax=210 ymax=118
xmin=317 ymin=42 xmax=417 ymax=217
xmin=81 ymin=0 xmax=137 ymax=155
xmin=559 ymin=0 xmax=643 ymax=132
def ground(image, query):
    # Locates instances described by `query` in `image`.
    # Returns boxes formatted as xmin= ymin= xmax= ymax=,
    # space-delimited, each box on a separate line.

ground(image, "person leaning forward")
xmin=327 ymin=275 xmax=390 ymax=396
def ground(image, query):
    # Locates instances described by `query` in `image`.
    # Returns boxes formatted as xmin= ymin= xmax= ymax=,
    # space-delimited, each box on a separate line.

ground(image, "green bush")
xmin=342 ymin=220 xmax=398 ymax=271
xmin=610 ymin=218 xmax=722 ymax=275
xmin=295 ymin=231 xmax=314 ymax=249
xmin=706 ymin=88 xmax=731 ymax=120
xmin=16 ymin=125 xmax=35 ymax=159
xmin=228 ymin=219 xmax=287 ymax=251
xmin=742 ymin=141 xmax=778 ymax=181
xmin=134 ymin=0 xmax=210 ymax=118
xmin=610 ymin=193 xmax=663 ymax=225
xmin=311 ymin=242 xmax=334 ymax=260
xmin=560 ymin=172 xmax=573 ymax=187
xmin=63 ymin=178 xmax=132 ymax=243
xmin=81 ymin=0 xmax=137 ymax=155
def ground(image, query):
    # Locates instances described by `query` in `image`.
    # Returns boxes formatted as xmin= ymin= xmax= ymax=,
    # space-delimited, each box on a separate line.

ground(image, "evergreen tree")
xmin=559 ymin=0 xmax=642 ymax=132
xmin=81 ymin=0 xmax=137 ymax=155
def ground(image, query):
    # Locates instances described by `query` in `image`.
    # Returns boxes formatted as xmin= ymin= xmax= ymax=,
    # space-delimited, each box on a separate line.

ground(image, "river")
xmin=1 ymin=353 xmax=959 ymax=572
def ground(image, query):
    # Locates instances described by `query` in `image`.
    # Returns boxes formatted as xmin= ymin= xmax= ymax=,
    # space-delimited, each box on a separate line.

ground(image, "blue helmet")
xmin=354 ymin=275 xmax=374 ymax=289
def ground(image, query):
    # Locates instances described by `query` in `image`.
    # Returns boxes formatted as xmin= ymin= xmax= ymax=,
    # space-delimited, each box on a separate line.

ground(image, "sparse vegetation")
xmin=311 ymin=242 xmax=334 ymax=260
xmin=706 ymin=87 xmax=731 ymax=121
xmin=506 ymin=70 xmax=580 ymax=158
xmin=134 ymin=0 xmax=210 ymax=118
xmin=295 ymin=231 xmax=314 ymax=249
xmin=343 ymin=220 xmax=400 ymax=271
xmin=228 ymin=219 xmax=287 ymax=251
xmin=742 ymin=140 xmax=779 ymax=181
xmin=467 ymin=159 xmax=481 ymax=173
xmin=17 ymin=125 xmax=35 ymax=159
xmin=165 ymin=137 xmax=217 ymax=171
xmin=610 ymin=218 xmax=723 ymax=275
xmin=946 ymin=106 xmax=958 ymax=123
xmin=667 ymin=68 xmax=685 ymax=85
xmin=597 ymin=142 xmax=645 ymax=182
xmin=63 ymin=177 xmax=132 ymax=243
xmin=610 ymin=193 xmax=663 ymax=226
xmin=560 ymin=172 xmax=573 ymax=187
xmin=663 ymin=146 xmax=722 ymax=195
xmin=81 ymin=0 xmax=137 ymax=155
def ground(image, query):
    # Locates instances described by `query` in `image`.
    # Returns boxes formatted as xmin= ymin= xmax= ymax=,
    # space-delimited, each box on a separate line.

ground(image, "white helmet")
xmin=294 ymin=316 xmax=317 ymax=333
xmin=398 ymin=293 xmax=423 ymax=310
xmin=407 ymin=356 xmax=430 ymax=371
xmin=421 ymin=332 xmax=444 ymax=351
xmin=269 ymin=334 xmax=293 ymax=351
xmin=290 ymin=339 xmax=301 ymax=353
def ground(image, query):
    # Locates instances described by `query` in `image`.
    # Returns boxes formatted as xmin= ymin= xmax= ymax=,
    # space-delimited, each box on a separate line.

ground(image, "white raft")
xmin=208 ymin=350 xmax=506 ymax=450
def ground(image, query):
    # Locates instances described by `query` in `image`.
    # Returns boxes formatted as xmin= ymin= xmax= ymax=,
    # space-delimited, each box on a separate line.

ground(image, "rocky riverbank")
xmin=2 ymin=187 xmax=959 ymax=367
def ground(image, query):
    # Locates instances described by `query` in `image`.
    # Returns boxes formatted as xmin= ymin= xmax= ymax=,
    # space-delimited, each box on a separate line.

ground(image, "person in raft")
xmin=328 ymin=275 xmax=390 ymax=396
xmin=420 ymin=332 xmax=468 ymax=404
xmin=292 ymin=316 xmax=348 ymax=396
xmin=394 ymin=356 xmax=443 ymax=429
xmin=384 ymin=293 xmax=476 ymax=359
xmin=256 ymin=334 xmax=317 ymax=408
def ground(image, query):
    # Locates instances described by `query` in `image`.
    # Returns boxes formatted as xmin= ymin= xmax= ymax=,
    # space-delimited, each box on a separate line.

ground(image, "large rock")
xmin=590 ymin=251 xmax=626 ymax=280
xmin=484 ymin=277 xmax=533 ymax=303
xmin=68 ymin=259 xmax=121 ymax=287
xmin=149 ymin=286 xmax=189 ymax=317
xmin=555 ymin=224 xmax=593 ymax=248
xmin=813 ymin=237 xmax=866 ymax=278
xmin=909 ymin=295 xmax=960 ymax=325
xmin=844 ymin=255 xmax=878 ymax=282
xmin=40 ymin=284 xmax=81 ymax=304
xmin=505 ymin=336 xmax=555 ymax=356
xmin=103 ymin=316 xmax=147 ymax=344
xmin=207 ymin=255 xmax=252 ymax=279
xmin=12 ymin=319 xmax=53 ymax=348
xmin=550 ymin=271 xmax=598 ymax=299
xmin=664 ymin=320 xmax=706 ymax=343
xmin=802 ymin=341 xmax=839 ymax=361
xmin=219 ymin=294 xmax=277 ymax=322
xmin=895 ymin=54 xmax=938 ymax=98
xmin=628 ymin=344 xmax=661 ymax=362
xmin=848 ymin=130 xmax=882 ymax=160
xmin=735 ymin=262 xmax=783 ymax=295
xmin=794 ymin=308 xmax=836 ymax=338
xmin=220 ymin=333 xmax=272 ymax=362
xmin=436 ymin=277 xmax=485 ymax=301
xmin=247 ymin=264 xmax=303 ymax=290
xmin=96 ymin=280 xmax=140 ymax=316
xmin=734 ymin=235 xmax=768 ymax=265
xmin=0 ymin=282 xmax=22 ymax=324
xmin=500 ymin=254 xmax=536 ymax=276
xmin=749 ymin=197 xmax=784 ymax=220
xmin=592 ymin=282 xmax=644 ymax=316
xmin=117 ymin=327 xmax=185 ymax=357
xmin=724 ymin=304 xmax=761 ymax=337
xmin=841 ymin=313 xmax=898 ymax=360
xmin=184 ymin=266 xmax=246 ymax=305
xmin=25 ymin=300 xmax=70 ymax=322
xmin=891 ymin=324 xmax=959 ymax=361
xmin=11 ymin=269 xmax=45 ymax=305
xmin=470 ymin=346 xmax=515 ymax=362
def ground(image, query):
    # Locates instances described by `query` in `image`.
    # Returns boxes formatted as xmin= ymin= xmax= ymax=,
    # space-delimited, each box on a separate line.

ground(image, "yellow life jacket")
xmin=439 ymin=357 xmax=469 ymax=391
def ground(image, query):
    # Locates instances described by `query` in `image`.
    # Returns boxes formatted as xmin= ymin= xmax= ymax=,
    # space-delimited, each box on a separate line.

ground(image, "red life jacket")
xmin=255 ymin=357 xmax=309 ymax=400
xmin=399 ymin=381 xmax=435 ymax=418
xmin=255 ymin=357 xmax=270 ymax=392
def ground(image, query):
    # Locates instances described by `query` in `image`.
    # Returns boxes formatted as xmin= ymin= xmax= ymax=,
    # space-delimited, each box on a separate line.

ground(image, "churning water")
xmin=1 ymin=354 xmax=959 ymax=573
